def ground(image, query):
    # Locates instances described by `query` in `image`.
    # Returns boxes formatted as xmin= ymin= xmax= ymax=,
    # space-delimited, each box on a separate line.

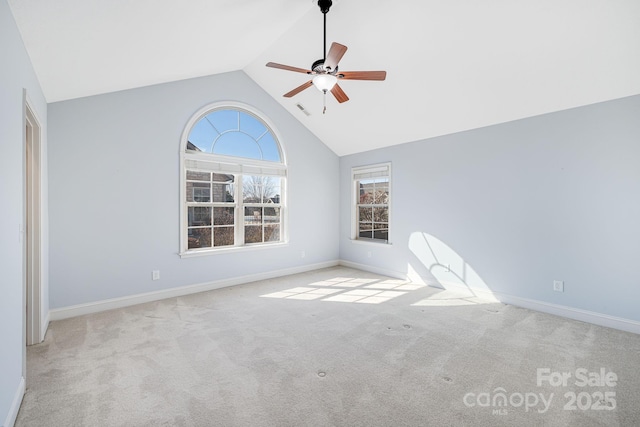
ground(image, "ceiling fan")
xmin=266 ymin=0 xmax=386 ymax=112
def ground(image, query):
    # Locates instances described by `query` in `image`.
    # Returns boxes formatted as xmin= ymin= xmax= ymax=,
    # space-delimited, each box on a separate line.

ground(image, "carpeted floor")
xmin=15 ymin=267 xmax=640 ymax=426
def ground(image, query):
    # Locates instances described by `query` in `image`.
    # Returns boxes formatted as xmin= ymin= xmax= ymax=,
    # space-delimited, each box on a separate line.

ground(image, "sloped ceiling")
xmin=9 ymin=0 xmax=640 ymax=156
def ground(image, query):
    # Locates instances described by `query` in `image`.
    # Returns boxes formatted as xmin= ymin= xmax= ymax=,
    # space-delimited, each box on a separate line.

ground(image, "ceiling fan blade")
xmin=338 ymin=71 xmax=387 ymax=81
xmin=330 ymin=84 xmax=349 ymax=103
xmin=283 ymin=80 xmax=314 ymax=98
xmin=266 ymin=62 xmax=311 ymax=74
xmin=324 ymin=42 xmax=348 ymax=71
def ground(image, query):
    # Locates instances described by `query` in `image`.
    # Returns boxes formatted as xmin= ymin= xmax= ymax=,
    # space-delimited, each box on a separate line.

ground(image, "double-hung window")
xmin=352 ymin=163 xmax=390 ymax=243
xmin=180 ymin=104 xmax=286 ymax=256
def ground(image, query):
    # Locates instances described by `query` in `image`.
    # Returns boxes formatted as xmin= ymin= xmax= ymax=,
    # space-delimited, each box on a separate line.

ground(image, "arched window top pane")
xmin=186 ymin=108 xmax=282 ymax=163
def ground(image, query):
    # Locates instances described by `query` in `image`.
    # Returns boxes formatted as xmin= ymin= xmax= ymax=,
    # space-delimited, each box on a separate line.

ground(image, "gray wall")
xmin=48 ymin=71 xmax=339 ymax=309
xmin=0 ymin=0 xmax=48 ymax=424
xmin=340 ymin=95 xmax=640 ymax=322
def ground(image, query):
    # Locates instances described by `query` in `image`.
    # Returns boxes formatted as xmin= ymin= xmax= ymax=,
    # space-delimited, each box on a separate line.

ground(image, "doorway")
xmin=24 ymin=98 xmax=42 ymax=349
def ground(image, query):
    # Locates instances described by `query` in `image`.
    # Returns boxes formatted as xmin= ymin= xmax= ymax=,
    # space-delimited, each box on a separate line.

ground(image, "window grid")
xmin=353 ymin=164 xmax=390 ymax=244
xmin=186 ymin=171 xmax=283 ymax=250
xmin=186 ymin=172 xmax=236 ymax=249
xmin=181 ymin=104 xmax=286 ymax=256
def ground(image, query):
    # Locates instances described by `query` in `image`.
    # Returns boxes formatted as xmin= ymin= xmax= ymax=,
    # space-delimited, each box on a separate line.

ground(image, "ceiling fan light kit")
xmin=266 ymin=0 xmax=386 ymax=113
xmin=312 ymin=74 xmax=337 ymax=92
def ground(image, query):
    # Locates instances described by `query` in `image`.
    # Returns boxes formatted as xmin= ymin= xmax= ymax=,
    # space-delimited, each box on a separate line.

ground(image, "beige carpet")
xmin=16 ymin=267 xmax=640 ymax=426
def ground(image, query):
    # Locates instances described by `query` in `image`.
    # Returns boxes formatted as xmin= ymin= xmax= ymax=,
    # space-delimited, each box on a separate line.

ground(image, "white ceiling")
xmin=9 ymin=0 xmax=640 ymax=156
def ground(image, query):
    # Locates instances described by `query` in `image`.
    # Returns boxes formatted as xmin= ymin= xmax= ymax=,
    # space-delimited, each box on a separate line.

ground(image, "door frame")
xmin=23 ymin=94 xmax=43 ymax=353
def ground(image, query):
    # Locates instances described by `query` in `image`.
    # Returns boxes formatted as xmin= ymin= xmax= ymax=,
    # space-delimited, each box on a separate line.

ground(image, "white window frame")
xmin=179 ymin=102 xmax=287 ymax=257
xmin=351 ymin=162 xmax=391 ymax=244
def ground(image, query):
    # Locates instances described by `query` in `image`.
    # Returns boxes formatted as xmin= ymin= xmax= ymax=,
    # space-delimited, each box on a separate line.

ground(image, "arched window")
xmin=179 ymin=103 xmax=287 ymax=256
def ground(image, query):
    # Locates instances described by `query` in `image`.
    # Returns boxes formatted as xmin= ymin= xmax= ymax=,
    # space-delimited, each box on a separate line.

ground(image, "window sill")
xmin=349 ymin=238 xmax=393 ymax=247
xmin=179 ymin=241 xmax=289 ymax=258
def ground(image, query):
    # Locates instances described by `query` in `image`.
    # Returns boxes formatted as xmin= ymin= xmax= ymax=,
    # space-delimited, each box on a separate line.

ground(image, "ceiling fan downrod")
xmin=318 ymin=0 xmax=333 ymax=62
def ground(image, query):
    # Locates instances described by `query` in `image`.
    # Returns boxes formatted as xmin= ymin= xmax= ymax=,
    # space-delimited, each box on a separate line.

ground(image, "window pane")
xmin=215 ymin=133 xmax=262 ymax=160
xmin=264 ymin=207 xmax=280 ymax=223
xmin=213 ymin=183 xmax=234 ymax=202
xmin=373 ymin=223 xmax=388 ymax=241
xmin=358 ymin=181 xmax=374 ymax=204
xmin=264 ymin=224 xmax=280 ymax=242
xmin=245 ymin=226 xmax=262 ymax=244
xmin=245 ymin=207 xmax=262 ymax=225
xmin=187 ymin=119 xmax=216 ymax=153
xmin=359 ymin=224 xmax=373 ymax=239
xmin=188 ymin=207 xmax=212 ymax=226
xmin=359 ymin=221 xmax=372 ymax=230
xmin=358 ymin=206 xmax=373 ymax=222
xmin=214 ymin=207 xmax=234 ymax=225
xmin=374 ymin=183 xmax=389 ymax=204
xmin=213 ymin=226 xmax=234 ymax=247
xmin=186 ymin=182 xmax=210 ymax=202
xmin=206 ymin=110 xmax=238 ymax=133
xmin=258 ymin=132 xmax=281 ymax=162
xmin=239 ymin=112 xmax=267 ymax=140
xmin=243 ymin=176 xmax=263 ymax=203
xmin=186 ymin=171 xmax=210 ymax=181
xmin=373 ymin=207 xmax=388 ymax=222
xmin=373 ymin=229 xmax=389 ymax=241
xmin=188 ymin=227 xmax=211 ymax=249
xmin=243 ymin=175 xmax=281 ymax=203
xmin=262 ymin=176 xmax=281 ymax=203
xmin=373 ymin=231 xmax=388 ymax=240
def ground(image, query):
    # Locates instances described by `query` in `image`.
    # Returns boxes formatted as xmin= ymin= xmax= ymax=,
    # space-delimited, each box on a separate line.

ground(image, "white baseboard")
xmin=50 ymin=260 xmax=339 ymax=321
xmin=416 ymin=279 xmax=640 ymax=335
xmin=48 ymin=258 xmax=640 ymax=335
xmin=338 ymin=260 xmax=408 ymax=281
xmin=40 ymin=311 xmax=50 ymax=343
xmin=497 ymin=293 xmax=640 ymax=335
xmin=3 ymin=376 xmax=25 ymax=427
xmin=339 ymin=261 xmax=640 ymax=334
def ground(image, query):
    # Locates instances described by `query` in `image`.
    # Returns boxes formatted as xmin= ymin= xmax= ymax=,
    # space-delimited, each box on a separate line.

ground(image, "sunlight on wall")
xmin=406 ymin=263 xmax=426 ymax=285
xmin=408 ymin=232 xmax=497 ymax=303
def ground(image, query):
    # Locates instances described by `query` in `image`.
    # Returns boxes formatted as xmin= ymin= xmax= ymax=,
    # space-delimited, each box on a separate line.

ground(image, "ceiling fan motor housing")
xmin=312 ymin=58 xmax=338 ymax=74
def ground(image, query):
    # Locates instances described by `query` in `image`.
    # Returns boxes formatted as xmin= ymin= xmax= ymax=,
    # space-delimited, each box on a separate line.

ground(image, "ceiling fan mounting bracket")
xmin=318 ymin=0 xmax=333 ymax=14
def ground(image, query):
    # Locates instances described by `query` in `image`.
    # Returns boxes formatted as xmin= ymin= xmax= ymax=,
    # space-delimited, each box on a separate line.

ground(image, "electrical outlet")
xmin=553 ymin=280 xmax=564 ymax=292
xmin=301 ymin=250 xmax=306 ymax=259
xmin=152 ymin=270 xmax=160 ymax=281
xmin=367 ymin=251 xmax=372 ymax=258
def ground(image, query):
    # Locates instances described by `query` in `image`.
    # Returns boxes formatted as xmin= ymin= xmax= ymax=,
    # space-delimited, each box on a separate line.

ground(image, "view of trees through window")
xmin=352 ymin=163 xmax=390 ymax=243
xmin=242 ymin=176 xmax=281 ymax=245
xmin=356 ymin=176 xmax=389 ymax=242
xmin=186 ymin=172 xmax=283 ymax=250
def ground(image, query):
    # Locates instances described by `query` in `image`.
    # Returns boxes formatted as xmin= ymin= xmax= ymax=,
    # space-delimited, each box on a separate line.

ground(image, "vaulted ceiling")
xmin=8 ymin=0 xmax=640 ymax=156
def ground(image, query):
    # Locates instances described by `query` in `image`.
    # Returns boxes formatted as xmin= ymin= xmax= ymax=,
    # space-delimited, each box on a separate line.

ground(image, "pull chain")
xmin=323 ymin=90 xmax=327 ymax=114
